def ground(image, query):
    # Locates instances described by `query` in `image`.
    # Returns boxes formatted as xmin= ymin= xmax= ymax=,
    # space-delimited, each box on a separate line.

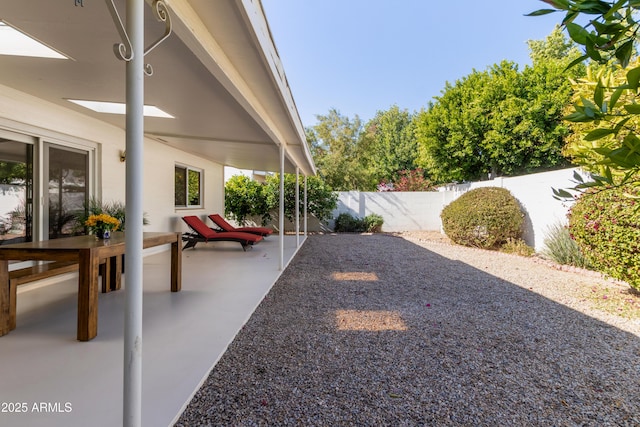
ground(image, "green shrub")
xmin=334 ymin=213 xmax=362 ymax=232
xmin=568 ymin=185 xmax=640 ymax=291
xmin=500 ymin=238 xmax=535 ymax=257
xmin=541 ymin=222 xmax=591 ymax=269
xmin=364 ymin=213 xmax=384 ymax=232
xmin=334 ymin=213 xmax=384 ymax=233
xmin=440 ymin=187 xmax=524 ymax=249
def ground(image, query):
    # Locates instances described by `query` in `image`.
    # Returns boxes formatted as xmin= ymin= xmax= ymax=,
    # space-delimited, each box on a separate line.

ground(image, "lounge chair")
xmin=208 ymin=214 xmax=273 ymax=237
xmin=181 ymin=216 xmax=263 ymax=251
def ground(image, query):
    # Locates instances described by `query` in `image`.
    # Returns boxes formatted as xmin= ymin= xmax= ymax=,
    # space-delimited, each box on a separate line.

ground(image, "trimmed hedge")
xmin=568 ymin=185 xmax=640 ymax=291
xmin=440 ymin=187 xmax=524 ymax=249
xmin=334 ymin=213 xmax=383 ymax=233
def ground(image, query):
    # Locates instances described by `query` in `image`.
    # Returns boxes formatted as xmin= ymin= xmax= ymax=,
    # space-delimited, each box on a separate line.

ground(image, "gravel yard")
xmin=176 ymin=233 xmax=640 ymax=426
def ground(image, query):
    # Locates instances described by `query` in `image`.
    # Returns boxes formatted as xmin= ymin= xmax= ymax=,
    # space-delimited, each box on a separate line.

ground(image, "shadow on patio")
xmin=0 ymin=234 xmax=302 ymax=427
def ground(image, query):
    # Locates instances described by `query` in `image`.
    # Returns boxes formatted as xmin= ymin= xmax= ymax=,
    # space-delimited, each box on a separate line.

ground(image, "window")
xmin=175 ymin=165 xmax=202 ymax=208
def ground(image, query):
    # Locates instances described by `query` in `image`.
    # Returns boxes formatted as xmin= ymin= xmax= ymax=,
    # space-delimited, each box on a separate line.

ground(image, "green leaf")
xmin=564 ymin=111 xmax=592 ymax=122
xmin=584 ymin=128 xmax=616 ymax=141
xmin=624 ymin=104 xmax=640 ymax=114
xmin=564 ymin=53 xmax=588 ymax=71
xmin=525 ymin=9 xmax=558 ymax=16
xmin=604 ymin=0 xmax=628 ymax=20
xmin=566 ymin=22 xmax=590 ymax=45
xmin=585 ymin=36 xmax=603 ymax=61
xmin=622 ymin=132 xmax=640 ymax=150
xmin=604 ymin=166 xmax=613 ymax=183
xmin=615 ymin=40 xmax=634 ymax=68
xmin=614 ymin=117 xmax=631 ymax=133
xmin=575 ymin=1 xmax=612 ymax=15
xmin=541 ymin=0 xmax=569 ymax=9
xmin=562 ymin=10 xmax=579 ymax=25
xmin=594 ymin=80 xmax=604 ymax=109
xmin=609 ymin=87 xmax=624 ymax=110
xmin=626 ymin=66 xmax=640 ymax=89
xmin=591 ymin=21 xmax=625 ymax=36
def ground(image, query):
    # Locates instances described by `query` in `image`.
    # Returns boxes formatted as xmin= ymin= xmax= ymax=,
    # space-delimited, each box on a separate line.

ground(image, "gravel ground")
xmin=175 ymin=233 xmax=640 ymax=426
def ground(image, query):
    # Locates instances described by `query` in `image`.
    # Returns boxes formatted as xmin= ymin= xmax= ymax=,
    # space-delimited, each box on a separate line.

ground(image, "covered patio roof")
xmin=0 ymin=0 xmax=315 ymax=175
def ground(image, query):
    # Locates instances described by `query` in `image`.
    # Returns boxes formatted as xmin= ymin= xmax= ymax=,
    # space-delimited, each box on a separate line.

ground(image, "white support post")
xmin=304 ymin=175 xmax=308 ymax=237
xmin=279 ymin=145 xmax=285 ymax=270
xmin=295 ymin=168 xmax=300 ymax=248
xmin=123 ymin=0 xmax=144 ymax=425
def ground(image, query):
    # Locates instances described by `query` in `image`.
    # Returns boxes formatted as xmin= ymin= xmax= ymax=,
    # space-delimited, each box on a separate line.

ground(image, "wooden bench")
xmin=7 ymin=257 xmax=121 ymax=331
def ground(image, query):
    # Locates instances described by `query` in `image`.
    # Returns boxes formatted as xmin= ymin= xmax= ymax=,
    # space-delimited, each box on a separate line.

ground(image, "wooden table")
xmin=0 ymin=232 xmax=182 ymax=341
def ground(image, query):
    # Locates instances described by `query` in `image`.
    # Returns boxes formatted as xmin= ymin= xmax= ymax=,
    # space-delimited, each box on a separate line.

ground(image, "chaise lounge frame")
xmin=181 ymin=216 xmax=263 ymax=251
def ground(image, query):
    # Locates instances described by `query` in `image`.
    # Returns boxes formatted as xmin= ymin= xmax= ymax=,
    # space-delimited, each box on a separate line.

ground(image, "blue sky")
xmin=262 ymin=1 xmax=565 ymax=127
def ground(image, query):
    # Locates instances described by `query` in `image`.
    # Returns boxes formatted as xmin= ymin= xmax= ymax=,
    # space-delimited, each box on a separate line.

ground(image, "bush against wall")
xmin=334 ymin=213 xmax=383 ymax=233
xmin=440 ymin=187 xmax=524 ymax=249
xmin=568 ymin=185 xmax=640 ymax=291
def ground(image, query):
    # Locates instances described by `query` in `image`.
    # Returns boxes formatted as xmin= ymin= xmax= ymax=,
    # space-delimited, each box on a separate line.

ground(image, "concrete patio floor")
xmin=0 ymin=234 xmax=303 ymax=427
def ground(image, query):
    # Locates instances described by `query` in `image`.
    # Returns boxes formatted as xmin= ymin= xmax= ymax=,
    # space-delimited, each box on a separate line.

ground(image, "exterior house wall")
xmin=332 ymin=168 xmax=582 ymax=251
xmin=0 ymin=84 xmax=225 ymax=241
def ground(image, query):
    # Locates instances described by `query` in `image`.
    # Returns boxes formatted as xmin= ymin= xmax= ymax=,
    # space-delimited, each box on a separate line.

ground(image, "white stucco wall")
xmin=334 ymin=191 xmax=447 ymax=231
xmin=0 ymin=84 xmax=225 ymax=240
xmin=333 ymin=168 xmax=582 ymax=251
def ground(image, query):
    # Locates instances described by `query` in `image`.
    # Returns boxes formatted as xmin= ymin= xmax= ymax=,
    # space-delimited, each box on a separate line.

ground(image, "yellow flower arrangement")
xmin=85 ymin=213 xmax=120 ymax=237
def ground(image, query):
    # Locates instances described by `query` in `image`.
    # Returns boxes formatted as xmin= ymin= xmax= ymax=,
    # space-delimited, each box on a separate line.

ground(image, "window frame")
xmin=174 ymin=163 xmax=203 ymax=209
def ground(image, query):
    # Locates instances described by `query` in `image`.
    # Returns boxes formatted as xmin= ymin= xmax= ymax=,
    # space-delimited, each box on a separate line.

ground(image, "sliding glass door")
xmin=44 ymin=144 xmax=88 ymax=239
xmin=0 ymin=137 xmax=33 ymax=245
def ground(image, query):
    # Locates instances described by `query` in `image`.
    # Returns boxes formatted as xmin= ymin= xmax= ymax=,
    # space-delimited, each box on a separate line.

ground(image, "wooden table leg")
xmin=100 ymin=259 xmax=112 ymax=293
xmin=171 ymin=236 xmax=182 ymax=292
xmin=77 ymin=249 xmax=99 ymax=341
xmin=0 ymin=260 xmax=9 ymax=336
xmin=110 ymin=255 xmax=122 ymax=292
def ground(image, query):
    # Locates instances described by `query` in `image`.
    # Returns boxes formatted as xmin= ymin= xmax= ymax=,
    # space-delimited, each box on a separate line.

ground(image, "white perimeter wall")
xmin=334 ymin=168 xmax=583 ymax=251
xmin=0 ymin=84 xmax=224 ymax=239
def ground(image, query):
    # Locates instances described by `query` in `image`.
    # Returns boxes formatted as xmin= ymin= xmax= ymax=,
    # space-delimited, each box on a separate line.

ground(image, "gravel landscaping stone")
xmin=175 ymin=233 xmax=640 ymax=426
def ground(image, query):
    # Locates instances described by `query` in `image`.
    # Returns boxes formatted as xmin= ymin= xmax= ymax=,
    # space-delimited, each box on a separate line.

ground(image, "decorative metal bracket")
xmin=105 ymin=0 xmax=172 ymax=76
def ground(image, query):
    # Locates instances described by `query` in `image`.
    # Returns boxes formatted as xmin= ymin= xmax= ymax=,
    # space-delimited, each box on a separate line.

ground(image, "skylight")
xmin=68 ymin=100 xmax=174 ymax=118
xmin=0 ymin=22 xmax=67 ymax=59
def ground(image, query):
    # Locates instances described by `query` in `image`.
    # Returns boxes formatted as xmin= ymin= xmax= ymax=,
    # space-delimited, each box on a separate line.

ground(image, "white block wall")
xmin=333 ymin=168 xmax=584 ymax=251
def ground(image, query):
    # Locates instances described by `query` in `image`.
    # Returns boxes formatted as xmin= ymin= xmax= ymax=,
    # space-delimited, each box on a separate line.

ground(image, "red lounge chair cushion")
xmin=182 ymin=216 xmax=262 ymax=243
xmin=208 ymin=214 xmax=273 ymax=236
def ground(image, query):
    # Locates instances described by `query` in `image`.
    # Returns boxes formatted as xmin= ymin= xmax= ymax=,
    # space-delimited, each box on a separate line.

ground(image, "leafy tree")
xmin=265 ymin=174 xmax=337 ymax=223
xmin=529 ymin=0 xmax=640 ymax=190
xmin=225 ymin=174 xmax=338 ymax=226
xmin=414 ymin=69 xmax=491 ymax=183
xmin=307 ymin=109 xmax=371 ymax=190
xmin=385 ymin=168 xmax=437 ymax=191
xmin=360 ymin=105 xmax=419 ymax=185
xmin=224 ymin=175 xmax=269 ymax=225
xmin=415 ymin=29 xmax=581 ymax=183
